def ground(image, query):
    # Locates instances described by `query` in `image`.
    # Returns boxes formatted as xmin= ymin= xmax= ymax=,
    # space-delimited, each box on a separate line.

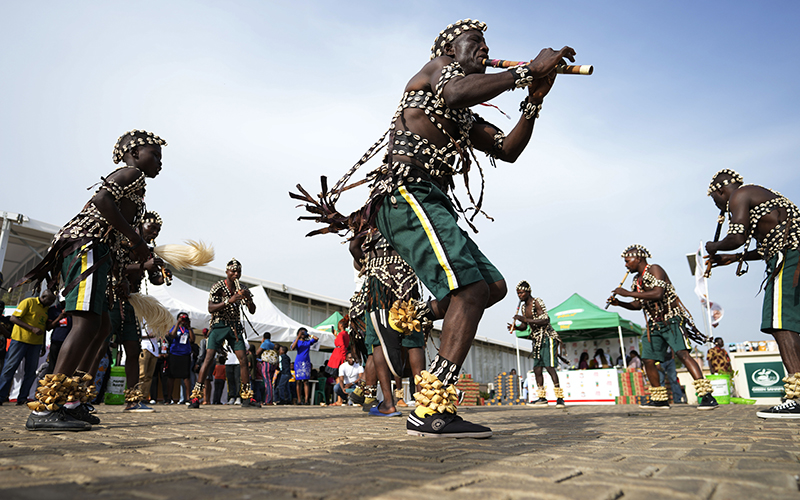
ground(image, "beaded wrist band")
xmin=511 ymin=66 xmax=534 ymax=88
xmin=520 ymin=100 xmax=542 ymax=120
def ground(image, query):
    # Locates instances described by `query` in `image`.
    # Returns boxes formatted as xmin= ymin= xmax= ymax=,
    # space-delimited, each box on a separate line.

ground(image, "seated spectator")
xmin=589 ymin=348 xmax=612 ymax=369
xmin=578 ymin=352 xmax=590 ymax=370
xmin=627 ymin=350 xmax=643 ymax=370
xmin=333 ymin=353 xmax=363 ymax=405
xmin=707 ymin=338 xmax=733 ymax=374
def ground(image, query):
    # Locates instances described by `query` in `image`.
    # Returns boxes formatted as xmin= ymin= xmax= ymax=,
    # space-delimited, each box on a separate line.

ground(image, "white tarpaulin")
xmin=147 ymin=276 xmax=335 ymax=348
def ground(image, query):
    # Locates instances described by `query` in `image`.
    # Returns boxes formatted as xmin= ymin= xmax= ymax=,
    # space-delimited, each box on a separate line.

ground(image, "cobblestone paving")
xmin=0 ymin=403 xmax=798 ymax=499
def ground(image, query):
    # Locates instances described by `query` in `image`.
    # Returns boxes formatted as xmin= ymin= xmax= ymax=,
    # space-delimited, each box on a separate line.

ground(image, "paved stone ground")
xmin=0 ymin=403 xmax=798 ymax=500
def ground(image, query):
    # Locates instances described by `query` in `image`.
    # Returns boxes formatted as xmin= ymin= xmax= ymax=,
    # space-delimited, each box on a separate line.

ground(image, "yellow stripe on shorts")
xmin=398 ymin=185 xmax=458 ymax=290
xmin=773 ymin=258 xmax=784 ymax=330
xmin=76 ymin=243 xmax=93 ymax=311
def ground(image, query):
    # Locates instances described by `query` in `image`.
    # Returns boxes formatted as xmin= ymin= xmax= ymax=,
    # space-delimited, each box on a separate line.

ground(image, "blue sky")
xmin=2 ymin=1 xmax=798 ymax=348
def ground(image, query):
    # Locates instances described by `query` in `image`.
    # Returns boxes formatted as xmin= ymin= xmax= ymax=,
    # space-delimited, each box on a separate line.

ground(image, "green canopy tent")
xmin=546 ymin=293 xmax=643 ymax=368
xmin=315 ymin=311 xmax=345 ymax=334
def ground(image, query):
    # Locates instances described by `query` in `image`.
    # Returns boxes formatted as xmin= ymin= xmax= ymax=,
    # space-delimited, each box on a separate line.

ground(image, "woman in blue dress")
xmin=291 ymin=327 xmax=318 ymax=405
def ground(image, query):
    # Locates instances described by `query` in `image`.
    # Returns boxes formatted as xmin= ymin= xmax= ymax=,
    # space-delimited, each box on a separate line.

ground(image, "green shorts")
xmin=532 ymin=337 xmax=557 ymax=368
xmin=364 ymin=313 xmax=424 ymax=355
xmin=107 ymin=300 xmax=139 ymax=343
xmin=762 ymin=248 xmax=800 ymax=334
xmin=207 ymin=321 xmax=246 ymax=352
xmin=376 ymin=181 xmax=504 ymax=301
xmin=62 ymin=241 xmax=111 ymax=315
xmin=641 ymin=316 xmax=691 ymax=362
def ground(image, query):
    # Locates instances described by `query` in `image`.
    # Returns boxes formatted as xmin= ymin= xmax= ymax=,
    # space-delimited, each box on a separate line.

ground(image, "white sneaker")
xmin=227 ymin=398 xmax=235 ymax=405
xmin=234 ymin=397 xmax=242 ymax=405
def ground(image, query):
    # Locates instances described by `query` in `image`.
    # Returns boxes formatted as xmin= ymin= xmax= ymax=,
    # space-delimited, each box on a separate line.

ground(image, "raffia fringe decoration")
xmin=239 ymin=383 xmax=254 ymax=400
xmin=124 ymin=386 xmax=145 ymax=403
xmin=649 ymin=385 xmax=669 ymax=401
xmin=153 ymin=240 xmax=215 ymax=270
xmin=413 ymin=370 xmax=457 ymax=413
xmin=190 ymin=383 xmax=203 ymax=401
xmin=537 ymin=387 xmax=547 ymax=398
xmin=389 ymin=300 xmax=421 ymax=335
xmin=27 ymin=373 xmax=96 ymax=412
xmin=554 ymin=387 xmax=564 ymax=399
xmin=128 ymin=293 xmax=174 ymax=338
xmin=693 ymin=378 xmax=713 ymax=397
xmin=783 ymin=373 xmax=800 ymax=399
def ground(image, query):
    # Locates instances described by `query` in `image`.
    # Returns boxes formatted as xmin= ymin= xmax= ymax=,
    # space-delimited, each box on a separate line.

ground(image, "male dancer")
xmin=609 ymin=245 xmax=718 ymax=410
xmin=89 ymin=210 xmax=167 ymax=413
xmin=509 ymin=281 xmax=564 ymax=408
xmin=705 ymin=169 xmax=800 ymax=418
xmin=295 ymin=19 xmax=576 ymax=437
xmin=349 ymin=229 xmax=426 ymax=416
xmin=19 ymin=130 xmax=165 ymax=430
xmin=189 ymin=259 xmax=260 ymax=408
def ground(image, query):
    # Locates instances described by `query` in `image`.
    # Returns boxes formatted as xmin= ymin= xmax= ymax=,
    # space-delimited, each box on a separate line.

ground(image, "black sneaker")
xmin=188 ymin=397 xmax=201 ymax=409
xmin=555 ymin=398 xmax=566 ymax=409
xmin=64 ymin=404 xmax=101 ymax=424
xmin=361 ymin=398 xmax=378 ymax=412
xmin=532 ymin=397 xmax=548 ymax=406
xmin=241 ymin=397 xmax=261 ymax=408
xmin=697 ymin=393 xmax=719 ymax=411
xmin=756 ymin=399 xmax=800 ymax=419
xmin=639 ymin=400 xmax=670 ymax=409
xmin=370 ymin=310 xmax=404 ymax=378
xmin=26 ymin=409 xmax=92 ymax=431
xmin=349 ymin=388 xmax=365 ymax=405
xmin=407 ymin=410 xmax=492 ymax=439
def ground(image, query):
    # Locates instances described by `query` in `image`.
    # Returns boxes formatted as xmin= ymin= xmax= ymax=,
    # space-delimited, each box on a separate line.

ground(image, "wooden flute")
xmin=604 ymin=271 xmax=630 ymax=309
xmin=703 ymin=209 xmax=726 ymax=278
xmin=481 ymin=58 xmax=593 ymax=75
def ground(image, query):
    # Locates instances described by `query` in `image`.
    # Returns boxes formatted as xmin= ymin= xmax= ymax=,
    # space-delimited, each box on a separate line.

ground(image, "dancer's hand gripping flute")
xmin=605 ymin=272 xmax=630 ymax=309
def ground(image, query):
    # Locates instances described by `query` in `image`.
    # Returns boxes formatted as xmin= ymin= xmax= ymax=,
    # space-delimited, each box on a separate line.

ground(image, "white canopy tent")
xmin=147 ymin=276 xmax=335 ymax=348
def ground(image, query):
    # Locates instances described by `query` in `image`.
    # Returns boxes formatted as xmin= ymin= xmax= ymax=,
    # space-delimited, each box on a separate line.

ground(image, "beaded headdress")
xmin=112 ymin=129 xmax=167 ymax=164
xmin=516 ymin=280 xmax=531 ymax=292
xmin=142 ymin=211 xmax=163 ymax=226
xmin=226 ymin=258 xmax=241 ymax=272
xmin=707 ymin=169 xmax=743 ymax=196
xmin=430 ymin=19 xmax=487 ymax=60
xmin=621 ymin=244 xmax=651 ymax=259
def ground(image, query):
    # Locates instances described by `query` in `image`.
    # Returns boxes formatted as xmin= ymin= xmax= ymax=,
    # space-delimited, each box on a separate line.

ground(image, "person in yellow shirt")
xmin=0 ymin=290 xmax=56 ymax=405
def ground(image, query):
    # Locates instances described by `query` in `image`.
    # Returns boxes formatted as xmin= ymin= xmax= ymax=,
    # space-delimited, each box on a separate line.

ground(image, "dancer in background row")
xmin=609 ymin=245 xmax=718 ymax=411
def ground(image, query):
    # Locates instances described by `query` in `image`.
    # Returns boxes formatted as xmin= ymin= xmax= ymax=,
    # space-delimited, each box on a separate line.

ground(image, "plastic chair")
xmin=313 ymin=377 xmax=327 ymax=405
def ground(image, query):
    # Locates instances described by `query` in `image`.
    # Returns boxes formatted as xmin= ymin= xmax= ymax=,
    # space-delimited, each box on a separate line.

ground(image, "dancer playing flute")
xmin=609 ymin=245 xmax=718 ymax=410
xmin=293 ymin=19 xmax=576 ymax=437
xmin=86 ymin=210 xmax=168 ymax=414
xmin=705 ymin=170 xmax=800 ymax=418
xmin=508 ymin=281 xmax=564 ymax=408
xmin=189 ymin=259 xmax=260 ymax=408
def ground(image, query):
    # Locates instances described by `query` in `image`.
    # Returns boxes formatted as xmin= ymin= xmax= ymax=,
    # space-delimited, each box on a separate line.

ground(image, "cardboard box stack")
xmin=456 ymin=373 xmax=480 ymax=406
xmin=615 ymin=369 xmax=650 ymax=405
xmin=486 ymin=371 xmax=525 ymax=406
